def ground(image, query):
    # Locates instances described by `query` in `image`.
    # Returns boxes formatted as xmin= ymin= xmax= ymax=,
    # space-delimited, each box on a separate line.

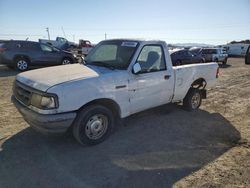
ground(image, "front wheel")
xmin=183 ymin=88 xmax=202 ymax=111
xmin=73 ymin=105 xmax=114 ymax=145
xmin=62 ymin=58 xmax=73 ymax=65
xmin=15 ymin=57 xmax=29 ymax=71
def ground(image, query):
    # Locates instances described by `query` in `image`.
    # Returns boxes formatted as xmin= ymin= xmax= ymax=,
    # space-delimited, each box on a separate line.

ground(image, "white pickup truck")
xmin=12 ymin=39 xmax=219 ymax=145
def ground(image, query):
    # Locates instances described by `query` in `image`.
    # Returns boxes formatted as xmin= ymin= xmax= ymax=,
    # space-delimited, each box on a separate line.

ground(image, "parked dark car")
xmin=245 ymin=46 xmax=250 ymax=65
xmin=170 ymin=49 xmax=204 ymax=66
xmin=190 ymin=47 xmax=228 ymax=64
xmin=0 ymin=40 xmax=76 ymax=71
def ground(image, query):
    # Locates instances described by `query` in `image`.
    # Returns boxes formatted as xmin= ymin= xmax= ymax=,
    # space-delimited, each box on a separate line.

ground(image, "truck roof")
xmin=104 ymin=38 xmax=166 ymax=43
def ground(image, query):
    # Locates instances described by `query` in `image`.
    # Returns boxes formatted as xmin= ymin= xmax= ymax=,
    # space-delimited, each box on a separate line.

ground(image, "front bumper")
xmin=12 ymin=96 xmax=76 ymax=134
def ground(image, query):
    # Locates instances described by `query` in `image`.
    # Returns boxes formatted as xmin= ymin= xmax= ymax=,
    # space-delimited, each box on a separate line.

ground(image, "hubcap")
xmin=85 ymin=114 xmax=108 ymax=140
xmin=62 ymin=59 xmax=71 ymax=65
xmin=17 ymin=60 xmax=28 ymax=70
xmin=191 ymin=93 xmax=201 ymax=109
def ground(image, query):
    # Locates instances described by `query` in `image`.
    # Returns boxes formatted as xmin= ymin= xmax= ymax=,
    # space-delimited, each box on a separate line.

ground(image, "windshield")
xmin=85 ymin=40 xmax=139 ymax=69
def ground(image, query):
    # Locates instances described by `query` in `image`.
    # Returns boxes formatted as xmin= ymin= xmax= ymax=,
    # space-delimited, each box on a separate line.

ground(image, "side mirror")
xmin=133 ymin=63 xmax=142 ymax=74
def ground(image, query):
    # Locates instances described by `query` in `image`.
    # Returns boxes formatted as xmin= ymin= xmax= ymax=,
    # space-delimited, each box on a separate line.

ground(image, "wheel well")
xmin=13 ymin=55 xmax=30 ymax=63
xmin=78 ymin=98 xmax=121 ymax=118
xmin=191 ymin=78 xmax=206 ymax=89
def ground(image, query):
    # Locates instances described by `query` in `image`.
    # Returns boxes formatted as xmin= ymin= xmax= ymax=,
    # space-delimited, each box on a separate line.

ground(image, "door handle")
xmin=164 ymin=75 xmax=171 ymax=80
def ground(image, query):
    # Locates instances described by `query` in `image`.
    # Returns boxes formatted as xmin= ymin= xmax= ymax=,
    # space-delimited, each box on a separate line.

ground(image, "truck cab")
xmin=12 ymin=39 xmax=219 ymax=145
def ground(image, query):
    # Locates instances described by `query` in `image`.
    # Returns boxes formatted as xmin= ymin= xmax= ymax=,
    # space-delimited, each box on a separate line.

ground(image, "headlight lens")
xmin=30 ymin=93 xmax=57 ymax=109
xmin=41 ymin=96 xmax=56 ymax=108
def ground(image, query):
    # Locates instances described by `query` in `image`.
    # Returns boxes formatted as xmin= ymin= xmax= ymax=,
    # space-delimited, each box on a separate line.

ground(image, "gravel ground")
xmin=0 ymin=58 xmax=249 ymax=188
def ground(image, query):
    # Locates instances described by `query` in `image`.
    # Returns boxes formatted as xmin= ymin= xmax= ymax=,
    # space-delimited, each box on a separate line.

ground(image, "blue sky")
xmin=0 ymin=0 xmax=249 ymax=44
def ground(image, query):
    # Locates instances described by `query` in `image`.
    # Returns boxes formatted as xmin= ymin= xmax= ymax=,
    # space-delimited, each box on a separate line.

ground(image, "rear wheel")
xmin=15 ymin=57 xmax=29 ymax=71
xmin=183 ymin=88 xmax=202 ymax=111
xmin=73 ymin=105 xmax=114 ymax=145
xmin=62 ymin=58 xmax=73 ymax=65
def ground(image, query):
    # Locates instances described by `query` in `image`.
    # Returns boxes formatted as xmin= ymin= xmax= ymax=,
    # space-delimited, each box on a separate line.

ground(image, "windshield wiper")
xmin=87 ymin=61 xmax=116 ymax=70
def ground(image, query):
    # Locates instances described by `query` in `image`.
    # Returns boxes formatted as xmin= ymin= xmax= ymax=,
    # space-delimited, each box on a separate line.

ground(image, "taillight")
xmin=0 ymin=48 xmax=6 ymax=53
xmin=216 ymin=67 xmax=219 ymax=78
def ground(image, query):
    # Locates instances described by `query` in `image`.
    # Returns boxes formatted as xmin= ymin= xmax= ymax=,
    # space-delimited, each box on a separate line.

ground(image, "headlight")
xmin=30 ymin=93 xmax=58 ymax=109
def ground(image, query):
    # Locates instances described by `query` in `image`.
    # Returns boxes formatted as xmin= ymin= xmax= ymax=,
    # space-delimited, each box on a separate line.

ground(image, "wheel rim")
xmin=17 ymin=60 xmax=28 ymax=70
xmin=85 ymin=114 xmax=108 ymax=140
xmin=191 ymin=92 xmax=201 ymax=109
xmin=62 ymin=59 xmax=71 ymax=65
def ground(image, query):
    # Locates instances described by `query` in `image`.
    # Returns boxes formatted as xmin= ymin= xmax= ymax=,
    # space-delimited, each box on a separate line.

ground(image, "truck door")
xmin=129 ymin=45 xmax=174 ymax=114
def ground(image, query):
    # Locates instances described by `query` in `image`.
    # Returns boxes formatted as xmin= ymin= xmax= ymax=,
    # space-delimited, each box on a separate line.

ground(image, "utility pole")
xmin=105 ymin=33 xmax=107 ymax=40
xmin=46 ymin=27 xmax=50 ymax=40
xmin=61 ymin=26 xmax=66 ymax=38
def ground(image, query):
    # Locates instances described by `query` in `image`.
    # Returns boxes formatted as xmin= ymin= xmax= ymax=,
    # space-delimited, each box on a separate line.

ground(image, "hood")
xmin=16 ymin=64 xmax=105 ymax=91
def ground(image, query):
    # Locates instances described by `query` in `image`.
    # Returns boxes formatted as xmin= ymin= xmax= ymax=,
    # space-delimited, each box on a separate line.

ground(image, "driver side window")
xmin=136 ymin=45 xmax=166 ymax=73
xmin=40 ymin=44 xmax=53 ymax=52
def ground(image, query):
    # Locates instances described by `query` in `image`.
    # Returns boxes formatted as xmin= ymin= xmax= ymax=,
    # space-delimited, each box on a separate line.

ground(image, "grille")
xmin=13 ymin=81 xmax=32 ymax=106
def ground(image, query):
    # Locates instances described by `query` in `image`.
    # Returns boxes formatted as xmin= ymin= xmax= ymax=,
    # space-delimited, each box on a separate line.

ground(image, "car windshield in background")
xmin=85 ymin=40 xmax=139 ymax=69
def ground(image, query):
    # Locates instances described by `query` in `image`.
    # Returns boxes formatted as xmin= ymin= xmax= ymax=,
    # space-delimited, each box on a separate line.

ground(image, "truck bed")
xmin=172 ymin=62 xmax=218 ymax=102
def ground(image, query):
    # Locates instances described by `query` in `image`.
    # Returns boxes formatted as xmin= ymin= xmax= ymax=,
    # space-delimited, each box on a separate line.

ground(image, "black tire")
xmin=61 ymin=57 xmax=73 ymax=65
xmin=73 ymin=105 xmax=114 ymax=145
xmin=176 ymin=60 xmax=182 ymax=66
xmin=183 ymin=88 xmax=202 ymax=111
xmin=222 ymin=58 xmax=227 ymax=65
xmin=15 ymin=57 xmax=29 ymax=71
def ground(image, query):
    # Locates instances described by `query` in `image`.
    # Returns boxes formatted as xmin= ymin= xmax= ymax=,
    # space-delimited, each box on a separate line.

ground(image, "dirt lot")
xmin=0 ymin=58 xmax=249 ymax=188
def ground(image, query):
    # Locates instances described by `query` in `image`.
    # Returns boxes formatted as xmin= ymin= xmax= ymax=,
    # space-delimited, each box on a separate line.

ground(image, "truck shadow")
xmin=0 ymin=104 xmax=240 ymax=188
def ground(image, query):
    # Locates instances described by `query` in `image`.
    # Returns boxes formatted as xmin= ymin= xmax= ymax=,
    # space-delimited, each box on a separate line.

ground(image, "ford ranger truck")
xmin=12 ymin=39 xmax=219 ymax=145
